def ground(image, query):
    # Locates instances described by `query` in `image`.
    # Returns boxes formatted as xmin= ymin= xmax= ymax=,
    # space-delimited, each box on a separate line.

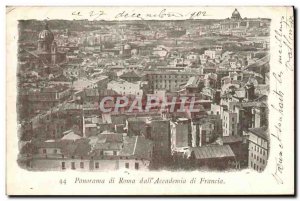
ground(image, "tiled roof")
xmin=192 ymin=145 xmax=235 ymax=160
xmin=119 ymin=136 xmax=153 ymax=160
xmin=94 ymin=142 xmax=123 ymax=150
xmin=248 ymin=127 xmax=269 ymax=141
xmin=61 ymin=132 xmax=82 ymax=141
xmin=133 ymin=136 xmax=153 ymax=160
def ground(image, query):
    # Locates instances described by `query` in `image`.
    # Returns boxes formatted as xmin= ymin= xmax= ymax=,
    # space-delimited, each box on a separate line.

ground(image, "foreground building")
xmin=190 ymin=145 xmax=236 ymax=169
xmin=243 ymin=127 xmax=269 ymax=172
xmin=23 ymin=134 xmax=154 ymax=171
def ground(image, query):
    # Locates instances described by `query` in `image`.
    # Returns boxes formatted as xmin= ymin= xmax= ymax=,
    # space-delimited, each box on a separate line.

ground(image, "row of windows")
xmin=148 ymin=75 xmax=191 ymax=79
xmin=42 ymin=149 xmax=58 ymax=154
xmin=152 ymin=81 xmax=180 ymax=85
xmin=250 ymin=161 xmax=263 ymax=172
xmin=119 ymin=86 xmax=138 ymax=90
xmin=62 ymin=161 xmax=85 ymax=170
xmin=118 ymin=91 xmax=140 ymax=95
xmin=125 ymin=162 xmax=139 ymax=170
xmin=62 ymin=162 xmax=140 ymax=170
xmin=222 ymin=122 xmax=236 ymax=129
xmin=223 ymin=129 xmax=235 ymax=136
xmin=251 ymin=153 xmax=266 ymax=164
xmin=253 ymin=145 xmax=266 ymax=156
xmin=151 ymin=80 xmax=182 ymax=83
xmin=223 ymin=116 xmax=235 ymax=122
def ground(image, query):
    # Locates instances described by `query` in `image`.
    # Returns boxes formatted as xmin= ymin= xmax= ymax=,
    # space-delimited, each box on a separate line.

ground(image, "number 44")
xmin=59 ymin=179 xmax=67 ymax=185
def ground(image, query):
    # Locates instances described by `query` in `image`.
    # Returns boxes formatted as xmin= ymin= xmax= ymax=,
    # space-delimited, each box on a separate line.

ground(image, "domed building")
xmin=220 ymin=8 xmax=264 ymax=32
xmin=37 ymin=23 xmax=54 ymax=52
xmin=231 ymin=8 xmax=242 ymax=20
xmin=36 ymin=22 xmax=66 ymax=65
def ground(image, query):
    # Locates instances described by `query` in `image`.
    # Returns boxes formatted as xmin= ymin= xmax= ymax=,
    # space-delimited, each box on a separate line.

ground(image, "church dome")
xmin=38 ymin=23 xmax=54 ymax=43
xmin=231 ymin=8 xmax=242 ymax=20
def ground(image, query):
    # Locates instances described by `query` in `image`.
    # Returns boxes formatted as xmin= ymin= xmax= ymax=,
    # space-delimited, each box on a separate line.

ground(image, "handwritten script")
xmin=271 ymin=15 xmax=294 ymax=184
xmin=71 ymin=9 xmax=207 ymax=20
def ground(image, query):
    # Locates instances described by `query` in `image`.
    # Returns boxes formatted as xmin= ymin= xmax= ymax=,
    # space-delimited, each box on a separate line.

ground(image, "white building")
xmin=222 ymin=110 xmax=238 ymax=136
xmin=107 ymin=79 xmax=145 ymax=98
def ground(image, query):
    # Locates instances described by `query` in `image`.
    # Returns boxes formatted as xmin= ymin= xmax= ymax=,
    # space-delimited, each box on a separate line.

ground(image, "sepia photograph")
xmin=6 ymin=6 xmax=294 ymax=195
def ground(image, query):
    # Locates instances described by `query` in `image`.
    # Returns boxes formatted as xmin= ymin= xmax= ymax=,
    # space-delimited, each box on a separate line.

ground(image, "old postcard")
xmin=6 ymin=6 xmax=294 ymax=195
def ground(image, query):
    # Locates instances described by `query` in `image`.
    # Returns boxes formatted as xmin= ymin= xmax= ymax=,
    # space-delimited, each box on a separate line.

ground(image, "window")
xmin=95 ymin=162 xmax=99 ymax=169
xmin=113 ymin=151 xmax=117 ymax=156
xmin=80 ymin=162 xmax=84 ymax=169
xmin=251 ymin=153 xmax=253 ymax=157
xmin=62 ymin=162 xmax=65 ymax=170
xmin=43 ymin=149 xmax=47 ymax=154
xmin=251 ymin=161 xmax=253 ymax=167
xmin=71 ymin=162 xmax=75 ymax=170
xmin=54 ymin=149 xmax=57 ymax=154
xmin=135 ymin=162 xmax=139 ymax=170
xmin=125 ymin=163 xmax=129 ymax=169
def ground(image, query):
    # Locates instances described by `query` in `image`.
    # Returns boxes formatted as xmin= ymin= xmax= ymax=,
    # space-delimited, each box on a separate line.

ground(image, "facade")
xmin=145 ymin=71 xmax=197 ymax=92
xmin=25 ymin=135 xmax=154 ymax=171
xmin=170 ymin=118 xmax=192 ymax=152
xmin=244 ymin=127 xmax=269 ymax=172
xmin=107 ymin=79 xmax=145 ymax=98
xmin=222 ymin=110 xmax=238 ymax=136
xmin=22 ymin=85 xmax=72 ymax=116
xmin=150 ymin=119 xmax=171 ymax=163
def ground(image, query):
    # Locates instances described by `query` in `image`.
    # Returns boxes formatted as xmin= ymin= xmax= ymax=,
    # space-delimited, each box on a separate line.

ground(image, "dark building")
xmin=36 ymin=22 xmax=66 ymax=65
xmin=119 ymin=71 xmax=141 ymax=83
xmin=150 ymin=119 xmax=171 ymax=164
xmin=190 ymin=145 xmax=236 ymax=170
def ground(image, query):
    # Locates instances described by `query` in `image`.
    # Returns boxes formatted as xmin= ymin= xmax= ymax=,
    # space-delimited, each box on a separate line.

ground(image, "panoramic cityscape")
xmin=17 ymin=9 xmax=270 ymax=172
